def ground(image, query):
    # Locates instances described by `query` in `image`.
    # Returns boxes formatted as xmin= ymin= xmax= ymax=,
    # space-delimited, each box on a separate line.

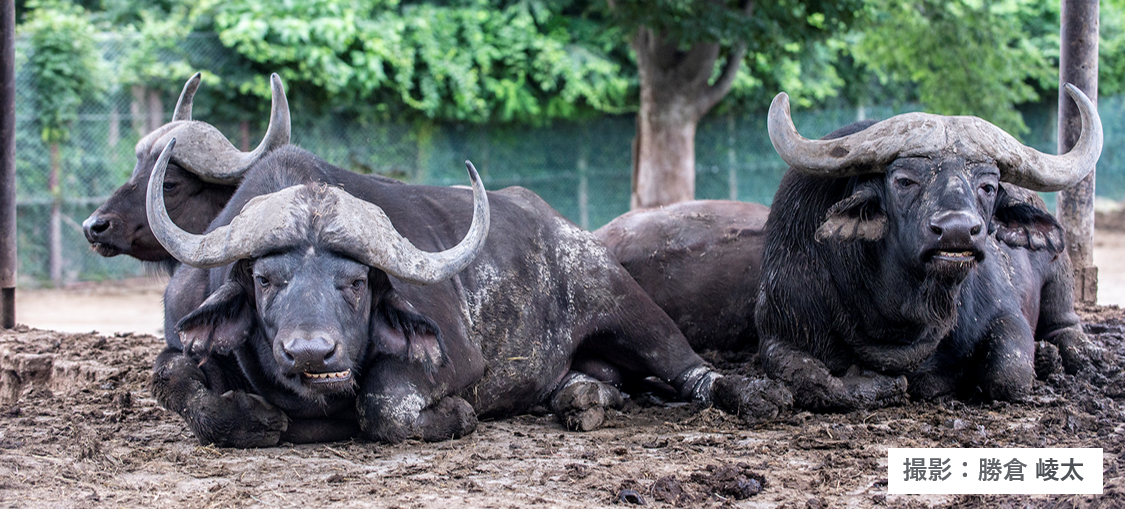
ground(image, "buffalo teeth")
xmin=937 ymin=251 xmax=973 ymax=258
xmin=303 ymin=370 xmax=351 ymax=380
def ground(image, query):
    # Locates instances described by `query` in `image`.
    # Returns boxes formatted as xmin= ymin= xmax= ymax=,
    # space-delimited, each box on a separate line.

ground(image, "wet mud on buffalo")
xmin=145 ymin=139 xmax=792 ymax=448
xmin=755 ymin=84 xmax=1111 ymax=412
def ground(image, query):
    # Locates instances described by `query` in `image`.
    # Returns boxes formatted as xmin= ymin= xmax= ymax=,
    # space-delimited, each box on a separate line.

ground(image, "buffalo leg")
xmin=977 ymin=316 xmax=1036 ymax=401
xmin=151 ymin=347 xmax=288 ymax=447
xmin=759 ymin=336 xmax=907 ymax=412
xmin=578 ymin=291 xmax=792 ymax=421
xmin=1036 ymin=259 xmax=1110 ymax=374
xmin=549 ymin=371 xmax=624 ymax=431
xmin=356 ymin=361 xmax=477 ymax=444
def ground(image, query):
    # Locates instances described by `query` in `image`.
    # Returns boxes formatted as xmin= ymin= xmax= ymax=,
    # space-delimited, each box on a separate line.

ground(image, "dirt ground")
xmin=3 ymin=223 xmax=1125 ymax=508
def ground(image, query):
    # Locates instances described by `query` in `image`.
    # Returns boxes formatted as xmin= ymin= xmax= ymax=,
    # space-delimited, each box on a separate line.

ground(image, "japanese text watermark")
xmin=888 ymin=448 xmax=1102 ymax=494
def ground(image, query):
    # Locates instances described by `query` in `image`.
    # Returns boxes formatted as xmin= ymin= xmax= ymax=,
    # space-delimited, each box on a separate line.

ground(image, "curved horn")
xmin=768 ymin=86 xmax=1103 ymax=191
xmin=147 ymin=138 xmax=311 ymax=268
xmin=164 ymin=73 xmax=291 ymax=184
xmin=767 ymin=92 xmax=942 ymax=177
xmin=171 ymin=72 xmax=202 ymax=122
xmin=323 ymin=161 xmax=491 ymax=285
xmin=992 ymin=83 xmax=1102 ymax=191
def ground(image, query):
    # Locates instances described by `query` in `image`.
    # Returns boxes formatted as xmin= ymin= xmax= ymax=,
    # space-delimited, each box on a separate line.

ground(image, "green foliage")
xmin=1100 ymin=1 xmax=1125 ymax=97
xmin=19 ymin=0 xmax=108 ymax=144
xmin=113 ymin=5 xmax=199 ymax=90
xmin=201 ymin=0 xmax=632 ymax=123
xmin=605 ymin=0 xmax=863 ymax=110
xmin=850 ymin=0 xmax=1056 ymax=135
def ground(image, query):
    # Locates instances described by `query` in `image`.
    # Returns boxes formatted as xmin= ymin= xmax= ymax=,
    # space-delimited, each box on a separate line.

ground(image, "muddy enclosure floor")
xmin=2 ymin=305 xmax=1125 ymax=508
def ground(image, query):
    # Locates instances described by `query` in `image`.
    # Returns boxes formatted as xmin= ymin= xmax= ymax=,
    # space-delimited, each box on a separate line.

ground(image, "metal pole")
xmin=1058 ymin=0 xmax=1099 ymax=305
xmin=1 ymin=0 xmax=16 ymax=328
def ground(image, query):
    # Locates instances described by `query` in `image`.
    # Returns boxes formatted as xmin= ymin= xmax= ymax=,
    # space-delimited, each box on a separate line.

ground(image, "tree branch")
xmin=697 ymin=0 xmax=754 ymax=114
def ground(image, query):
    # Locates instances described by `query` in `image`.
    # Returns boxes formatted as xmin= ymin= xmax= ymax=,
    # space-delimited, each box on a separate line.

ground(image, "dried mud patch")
xmin=2 ymin=315 xmax=1124 ymax=508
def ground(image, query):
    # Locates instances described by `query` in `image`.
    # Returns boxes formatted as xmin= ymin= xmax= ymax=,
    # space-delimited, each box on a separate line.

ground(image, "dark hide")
xmin=755 ymin=122 xmax=1100 ymax=412
xmin=83 ymin=147 xmax=234 ymax=267
xmin=595 ymin=200 xmax=769 ymax=352
xmin=155 ymin=146 xmax=792 ymax=447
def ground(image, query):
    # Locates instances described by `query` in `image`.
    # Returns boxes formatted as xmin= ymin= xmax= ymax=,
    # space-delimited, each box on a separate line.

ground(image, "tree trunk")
xmin=146 ymin=88 xmax=163 ymax=133
xmin=48 ymin=142 xmax=62 ymax=287
xmin=130 ymin=85 xmax=146 ymax=136
xmin=629 ymin=14 xmax=748 ymax=210
xmin=240 ymin=120 xmax=250 ymax=152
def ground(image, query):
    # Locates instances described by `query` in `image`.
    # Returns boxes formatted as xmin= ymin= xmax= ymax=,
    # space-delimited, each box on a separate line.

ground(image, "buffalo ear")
xmin=175 ymin=262 xmax=255 ymax=358
xmin=992 ymin=185 xmax=1066 ymax=254
xmin=371 ymin=291 xmax=445 ymax=374
xmin=816 ymin=181 xmax=887 ymax=243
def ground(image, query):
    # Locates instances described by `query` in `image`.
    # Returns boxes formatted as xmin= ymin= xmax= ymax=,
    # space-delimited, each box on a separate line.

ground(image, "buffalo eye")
xmin=255 ymin=275 xmax=270 ymax=288
xmin=163 ymin=181 xmax=178 ymax=192
xmin=978 ymin=183 xmax=996 ymax=196
xmin=350 ymin=278 xmax=366 ymax=292
xmin=894 ymin=177 xmax=916 ymax=189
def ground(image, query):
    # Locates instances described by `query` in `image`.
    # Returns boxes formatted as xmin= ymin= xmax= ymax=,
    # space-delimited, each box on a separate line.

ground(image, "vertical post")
xmin=1058 ymin=0 xmax=1099 ymax=305
xmin=0 ymin=0 xmax=16 ymax=328
xmin=577 ymin=144 xmax=589 ymax=230
xmin=727 ymin=115 xmax=738 ymax=201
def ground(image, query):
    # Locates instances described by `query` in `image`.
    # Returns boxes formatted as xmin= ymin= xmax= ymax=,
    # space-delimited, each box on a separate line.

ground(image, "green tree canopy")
xmin=848 ymin=0 xmax=1056 ymax=135
xmin=199 ymin=0 xmax=633 ymax=123
xmin=20 ymin=0 xmax=107 ymax=143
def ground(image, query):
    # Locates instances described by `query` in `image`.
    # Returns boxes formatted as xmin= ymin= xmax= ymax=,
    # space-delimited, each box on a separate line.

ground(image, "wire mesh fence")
xmin=12 ymin=33 xmax=1125 ymax=286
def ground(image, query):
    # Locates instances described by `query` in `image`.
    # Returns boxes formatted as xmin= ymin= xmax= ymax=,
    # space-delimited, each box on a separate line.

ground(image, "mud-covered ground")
xmin=1 ymin=306 xmax=1124 ymax=509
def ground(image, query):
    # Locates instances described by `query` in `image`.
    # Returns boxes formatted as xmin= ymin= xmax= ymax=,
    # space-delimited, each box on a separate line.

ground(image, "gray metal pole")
xmin=1058 ymin=0 xmax=1099 ymax=305
xmin=1 ymin=0 xmax=16 ymax=328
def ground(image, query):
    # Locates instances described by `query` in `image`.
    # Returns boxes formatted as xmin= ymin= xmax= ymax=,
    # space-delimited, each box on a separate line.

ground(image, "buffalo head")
xmin=82 ymin=73 xmax=290 ymax=262
xmin=768 ymin=84 xmax=1101 ymax=284
xmin=145 ymin=139 xmax=490 ymax=401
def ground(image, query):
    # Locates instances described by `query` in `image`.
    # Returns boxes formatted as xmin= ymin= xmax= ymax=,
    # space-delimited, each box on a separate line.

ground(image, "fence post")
xmin=0 ymin=0 xmax=15 ymax=328
xmin=727 ymin=115 xmax=737 ymax=201
xmin=577 ymin=146 xmax=589 ymax=230
xmin=1058 ymin=0 xmax=1099 ymax=305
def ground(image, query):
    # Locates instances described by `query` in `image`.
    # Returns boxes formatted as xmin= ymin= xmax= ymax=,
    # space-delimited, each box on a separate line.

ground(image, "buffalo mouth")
xmin=300 ymin=369 xmax=354 ymax=390
xmin=923 ymin=248 xmax=983 ymax=273
xmin=89 ymin=242 xmax=123 ymax=257
xmin=931 ymin=250 xmax=978 ymax=263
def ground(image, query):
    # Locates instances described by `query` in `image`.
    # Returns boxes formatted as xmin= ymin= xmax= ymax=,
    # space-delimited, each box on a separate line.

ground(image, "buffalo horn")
xmin=171 ymin=73 xmax=202 ymax=122
xmin=149 ymin=141 xmax=491 ymax=283
xmin=160 ymin=73 xmax=291 ymax=185
xmin=146 ymin=138 xmax=285 ymax=268
xmin=331 ymin=160 xmax=490 ymax=285
xmin=767 ymin=84 xmax=1102 ymax=192
xmin=993 ymin=83 xmax=1102 ymax=191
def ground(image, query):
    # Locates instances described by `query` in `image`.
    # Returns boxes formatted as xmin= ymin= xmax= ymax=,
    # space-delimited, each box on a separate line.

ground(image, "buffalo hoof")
xmin=1052 ymin=330 xmax=1112 ymax=376
xmin=420 ymin=396 xmax=478 ymax=442
xmin=840 ymin=368 xmax=908 ymax=410
xmin=1034 ymin=341 xmax=1063 ymax=380
xmin=551 ymin=373 xmax=624 ymax=432
xmin=712 ymin=375 xmax=793 ymax=422
xmin=192 ymin=390 xmax=288 ymax=448
xmin=908 ymin=369 xmax=957 ymax=400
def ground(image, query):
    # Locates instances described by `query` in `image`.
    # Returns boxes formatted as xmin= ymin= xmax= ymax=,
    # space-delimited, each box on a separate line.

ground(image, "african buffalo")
xmin=146 ymin=140 xmax=791 ymax=447
xmin=755 ymin=84 xmax=1106 ymax=412
xmin=595 ymin=200 xmax=769 ymax=352
xmin=82 ymin=73 xmax=290 ymax=267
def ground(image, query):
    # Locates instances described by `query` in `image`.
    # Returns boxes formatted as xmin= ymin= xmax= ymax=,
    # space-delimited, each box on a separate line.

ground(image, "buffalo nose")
xmin=82 ymin=215 xmax=112 ymax=241
xmin=928 ymin=211 xmax=982 ymax=246
xmin=280 ymin=335 xmax=339 ymax=374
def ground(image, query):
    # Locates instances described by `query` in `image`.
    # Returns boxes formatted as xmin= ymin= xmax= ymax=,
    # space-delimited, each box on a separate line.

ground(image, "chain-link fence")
xmin=13 ymin=33 xmax=1125 ymax=286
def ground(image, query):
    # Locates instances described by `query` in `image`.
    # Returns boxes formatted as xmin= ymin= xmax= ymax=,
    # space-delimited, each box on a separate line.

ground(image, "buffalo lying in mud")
xmin=754 ymin=84 xmax=1109 ymax=412
xmin=596 ymin=200 xmax=768 ymax=352
xmin=146 ymin=140 xmax=791 ymax=447
xmin=82 ymin=73 xmax=290 ymax=267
